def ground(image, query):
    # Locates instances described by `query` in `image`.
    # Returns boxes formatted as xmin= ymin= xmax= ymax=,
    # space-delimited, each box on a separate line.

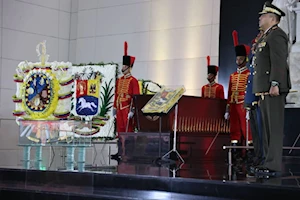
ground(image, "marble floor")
xmin=1 ymin=134 xmax=300 ymax=200
xmin=1 ymin=155 xmax=300 ymax=199
xmin=1 ymin=151 xmax=300 ymax=199
xmin=88 ymin=155 xmax=300 ymax=189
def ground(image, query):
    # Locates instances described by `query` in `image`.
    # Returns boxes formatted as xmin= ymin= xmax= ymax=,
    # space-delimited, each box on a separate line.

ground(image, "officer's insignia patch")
xmin=258 ymin=42 xmax=266 ymax=48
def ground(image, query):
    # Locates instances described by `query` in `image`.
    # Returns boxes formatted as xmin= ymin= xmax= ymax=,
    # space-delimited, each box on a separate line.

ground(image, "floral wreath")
xmin=139 ymin=79 xmax=162 ymax=94
xmin=21 ymin=68 xmax=60 ymax=119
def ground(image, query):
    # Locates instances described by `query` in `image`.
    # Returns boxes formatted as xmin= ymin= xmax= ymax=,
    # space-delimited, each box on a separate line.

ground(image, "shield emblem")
xmin=75 ymin=79 xmax=100 ymax=116
xmin=22 ymin=69 xmax=59 ymax=119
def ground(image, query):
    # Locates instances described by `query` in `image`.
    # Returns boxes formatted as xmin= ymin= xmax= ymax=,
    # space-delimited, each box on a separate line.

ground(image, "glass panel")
xmin=18 ymin=120 xmax=92 ymax=147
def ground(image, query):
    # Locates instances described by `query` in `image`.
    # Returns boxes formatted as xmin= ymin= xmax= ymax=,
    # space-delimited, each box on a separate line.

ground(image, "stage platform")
xmin=0 ymin=154 xmax=300 ymax=199
xmin=1 ymin=97 xmax=300 ymax=199
xmin=1 ymin=128 xmax=300 ymax=199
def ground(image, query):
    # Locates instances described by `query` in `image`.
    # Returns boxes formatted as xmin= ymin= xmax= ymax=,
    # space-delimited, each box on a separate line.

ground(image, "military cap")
xmin=259 ymin=1 xmax=286 ymax=17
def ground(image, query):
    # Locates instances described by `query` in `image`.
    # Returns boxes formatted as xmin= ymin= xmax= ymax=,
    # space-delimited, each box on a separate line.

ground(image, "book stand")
xmin=161 ymin=103 xmax=184 ymax=163
xmin=141 ymin=86 xmax=186 ymax=164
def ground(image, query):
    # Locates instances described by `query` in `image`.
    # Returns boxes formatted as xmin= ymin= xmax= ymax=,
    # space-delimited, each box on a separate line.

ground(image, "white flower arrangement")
xmin=13 ymin=60 xmax=73 ymax=120
xmin=70 ymin=64 xmax=117 ymax=138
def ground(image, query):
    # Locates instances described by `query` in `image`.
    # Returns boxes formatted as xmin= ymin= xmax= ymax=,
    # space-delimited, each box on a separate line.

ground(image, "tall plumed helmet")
xmin=122 ymin=41 xmax=136 ymax=67
xmin=232 ymin=30 xmax=250 ymax=57
xmin=206 ymin=55 xmax=218 ymax=76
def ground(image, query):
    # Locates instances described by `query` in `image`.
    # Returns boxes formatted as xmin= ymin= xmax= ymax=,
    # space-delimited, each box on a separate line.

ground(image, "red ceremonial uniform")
xmin=202 ymin=56 xmax=225 ymax=99
xmin=227 ymin=66 xmax=252 ymax=142
xmin=114 ymin=73 xmax=140 ymax=133
xmin=113 ymin=41 xmax=140 ymax=135
xmin=227 ymin=30 xmax=253 ymax=144
xmin=201 ymin=82 xmax=224 ymax=99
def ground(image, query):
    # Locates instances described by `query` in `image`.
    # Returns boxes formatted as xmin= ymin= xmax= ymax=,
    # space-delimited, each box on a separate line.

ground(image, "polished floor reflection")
xmin=103 ymin=132 xmax=300 ymax=189
xmin=1 ymin=130 xmax=300 ymax=199
xmin=1 ymin=152 xmax=300 ymax=199
xmin=87 ymin=155 xmax=300 ymax=189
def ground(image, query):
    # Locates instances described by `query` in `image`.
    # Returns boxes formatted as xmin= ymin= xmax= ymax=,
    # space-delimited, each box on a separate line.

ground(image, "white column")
xmin=291 ymin=3 xmax=300 ymax=52
xmin=294 ymin=3 xmax=300 ymax=42
xmin=286 ymin=3 xmax=300 ymax=107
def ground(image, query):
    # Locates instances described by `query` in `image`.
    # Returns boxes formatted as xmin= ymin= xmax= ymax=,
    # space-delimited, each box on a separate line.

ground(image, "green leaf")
xmin=99 ymin=76 xmax=114 ymax=117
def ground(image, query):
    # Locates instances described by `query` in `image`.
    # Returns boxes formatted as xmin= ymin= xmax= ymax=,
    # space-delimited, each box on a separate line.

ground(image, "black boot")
xmin=110 ymin=139 xmax=122 ymax=161
xmin=110 ymin=153 xmax=121 ymax=161
xmin=245 ymin=149 xmax=256 ymax=177
xmin=231 ymin=142 xmax=244 ymax=175
xmin=245 ymin=148 xmax=255 ymax=166
xmin=231 ymin=142 xmax=242 ymax=165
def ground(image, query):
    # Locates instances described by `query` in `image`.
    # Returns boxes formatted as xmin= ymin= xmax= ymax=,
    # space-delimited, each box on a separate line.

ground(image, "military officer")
xmin=201 ymin=56 xmax=225 ymax=99
xmin=252 ymin=2 xmax=291 ymax=177
xmin=225 ymin=30 xmax=252 ymax=163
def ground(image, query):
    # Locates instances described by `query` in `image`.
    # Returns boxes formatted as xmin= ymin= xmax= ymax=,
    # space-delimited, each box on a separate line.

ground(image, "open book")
xmin=141 ymin=86 xmax=185 ymax=114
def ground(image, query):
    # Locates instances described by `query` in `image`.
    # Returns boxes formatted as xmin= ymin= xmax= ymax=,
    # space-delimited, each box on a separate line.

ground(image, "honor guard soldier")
xmin=113 ymin=41 xmax=140 ymax=133
xmin=253 ymin=1 xmax=291 ymax=177
xmin=111 ymin=41 xmax=140 ymax=160
xmin=201 ymin=56 xmax=225 ymax=99
xmin=245 ymin=30 xmax=264 ymax=173
xmin=224 ymin=30 xmax=253 ymax=162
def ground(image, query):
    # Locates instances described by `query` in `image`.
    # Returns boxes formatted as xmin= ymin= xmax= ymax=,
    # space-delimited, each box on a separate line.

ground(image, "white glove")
xmin=224 ymin=112 xmax=229 ymax=120
xmin=127 ymin=111 xmax=134 ymax=119
xmin=113 ymin=108 xmax=117 ymax=118
xmin=246 ymin=110 xmax=250 ymax=120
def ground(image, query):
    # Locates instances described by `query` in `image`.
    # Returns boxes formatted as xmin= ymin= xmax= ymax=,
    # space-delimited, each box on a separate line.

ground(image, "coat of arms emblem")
xmin=75 ymin=70 xmax=101 ymax=117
